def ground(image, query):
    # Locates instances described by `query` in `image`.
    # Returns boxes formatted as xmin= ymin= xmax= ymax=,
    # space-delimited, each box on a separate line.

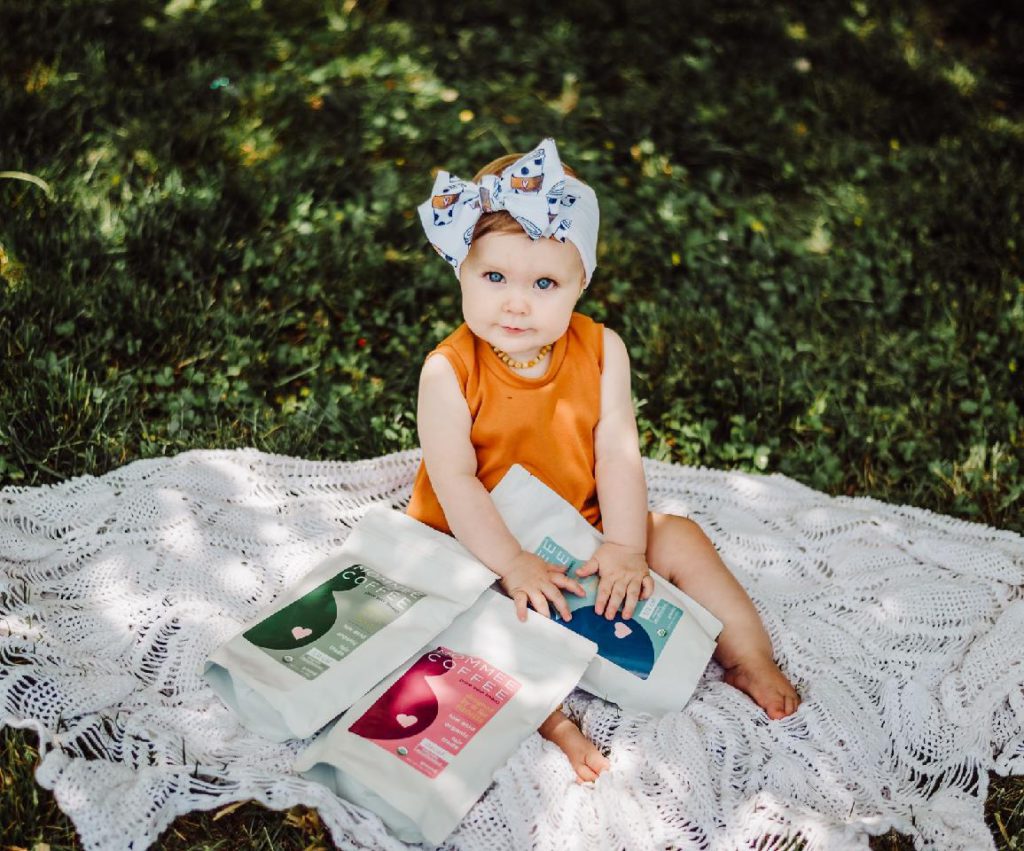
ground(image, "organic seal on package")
xmin=489 ymin=464 xmax=722 ymax=715
xmin=203 ymin=505 xmax=496 ymax=741
xmin=295 ymin=589 xmax=597 ymax=846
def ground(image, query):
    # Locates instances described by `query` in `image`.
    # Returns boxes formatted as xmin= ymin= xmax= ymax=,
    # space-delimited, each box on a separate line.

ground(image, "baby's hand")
xmin=576 ymin=542 xmax=654 ymax=620
xmin=499 ymin=550 xmax=586 ymax=622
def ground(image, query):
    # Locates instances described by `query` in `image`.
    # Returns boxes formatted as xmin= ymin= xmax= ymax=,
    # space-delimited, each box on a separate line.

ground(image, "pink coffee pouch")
xmin=294 ymin=588 xmax=597 ymax=845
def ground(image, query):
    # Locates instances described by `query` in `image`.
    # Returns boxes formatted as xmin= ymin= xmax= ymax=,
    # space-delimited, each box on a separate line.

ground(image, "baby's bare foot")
xmin=539 ymin=709 xmax=610 ymax=783
xmin=723 ymin=655 xmax=800 ymax=719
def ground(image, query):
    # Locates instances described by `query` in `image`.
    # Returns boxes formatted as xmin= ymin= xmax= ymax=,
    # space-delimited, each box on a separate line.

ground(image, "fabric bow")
xmin=417 ymin=137 xmax=600 ymax=284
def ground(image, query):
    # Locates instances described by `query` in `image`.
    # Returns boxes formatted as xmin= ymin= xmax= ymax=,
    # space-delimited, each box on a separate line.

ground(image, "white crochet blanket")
xmin=2 ymin=448 xmax=1022 ymax=850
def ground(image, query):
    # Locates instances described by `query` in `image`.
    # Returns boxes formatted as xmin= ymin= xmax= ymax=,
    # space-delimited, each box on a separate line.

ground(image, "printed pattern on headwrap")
xmin=429 ymin=179 xmax=472 ymax=228
xmin=508 ymin=146 xmax=546 ymax=193
xmin=418 ymin=138 xmax=600 ymax=284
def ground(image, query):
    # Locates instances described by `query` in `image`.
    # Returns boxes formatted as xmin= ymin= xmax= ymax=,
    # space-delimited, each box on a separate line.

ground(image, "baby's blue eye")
xmin=535 ymin=278 xmax=556 ymax=291
xmin=487 ymin=271 xmax=505 ymax=283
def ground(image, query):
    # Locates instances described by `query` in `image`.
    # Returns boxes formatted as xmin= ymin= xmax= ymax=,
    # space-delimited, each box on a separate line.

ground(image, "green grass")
xmin=1 ymin=0 xmax=1022 ymax=847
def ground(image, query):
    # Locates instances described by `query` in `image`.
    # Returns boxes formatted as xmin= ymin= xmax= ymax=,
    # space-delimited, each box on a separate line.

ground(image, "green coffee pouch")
xmin=203 ymin=506 xmax=496 ymax=741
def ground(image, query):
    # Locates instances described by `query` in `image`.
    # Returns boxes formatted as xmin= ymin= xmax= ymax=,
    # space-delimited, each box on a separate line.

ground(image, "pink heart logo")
xmin=396 ymin=713 xmax=418 ymax=728
xmin=614 ymin=622 xmax=633 ymax=639
xmin=291 ymin=626 xmax=313 ymax=640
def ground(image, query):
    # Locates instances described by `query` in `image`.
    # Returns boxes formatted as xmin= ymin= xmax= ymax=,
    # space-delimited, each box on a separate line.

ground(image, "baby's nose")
xmin=502 ymin=292 xmax=529 ymax=314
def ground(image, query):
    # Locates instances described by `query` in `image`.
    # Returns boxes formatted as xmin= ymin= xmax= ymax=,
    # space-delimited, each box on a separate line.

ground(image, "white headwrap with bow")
xmin=417 ymin=137 xmax=600 ymax=285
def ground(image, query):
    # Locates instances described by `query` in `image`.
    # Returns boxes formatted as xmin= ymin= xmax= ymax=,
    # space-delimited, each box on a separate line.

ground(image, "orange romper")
xmin=407 ymin=311 xmax=605 ymax=534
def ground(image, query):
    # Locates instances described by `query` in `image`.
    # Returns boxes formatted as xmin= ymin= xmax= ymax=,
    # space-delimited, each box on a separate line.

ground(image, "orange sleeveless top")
xmin=407 ymin=312 xmax=604 ymax=534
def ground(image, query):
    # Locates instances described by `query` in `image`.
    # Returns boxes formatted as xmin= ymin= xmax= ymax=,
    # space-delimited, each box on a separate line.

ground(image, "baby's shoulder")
xmin=419 ymin=322 xmax=472 ymax=366
xmin=569 ymin=310 xmax=603 ymax=334
xmin=420 ymin=323 xmax=473 ymax=389
xmin=568 ymin=311 xmax=608 ymax=361
xmin=431 ymin=321 xmax=473 ymax=354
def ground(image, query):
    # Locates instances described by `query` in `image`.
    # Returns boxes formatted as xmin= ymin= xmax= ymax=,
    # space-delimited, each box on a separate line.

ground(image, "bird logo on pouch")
xmin=509 ymin=146 xmax=545 ymax=193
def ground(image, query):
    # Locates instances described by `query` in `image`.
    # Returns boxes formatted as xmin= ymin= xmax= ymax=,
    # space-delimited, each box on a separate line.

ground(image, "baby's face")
xmin=458 ymin=231 xmax=586 ymax=359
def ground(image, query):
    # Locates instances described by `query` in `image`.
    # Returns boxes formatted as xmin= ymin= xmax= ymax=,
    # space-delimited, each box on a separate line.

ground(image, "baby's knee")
xmin=648 ymin=512 xmax=707 ymax=547
xmin=648 ymin=513 xmax=725 ymax=583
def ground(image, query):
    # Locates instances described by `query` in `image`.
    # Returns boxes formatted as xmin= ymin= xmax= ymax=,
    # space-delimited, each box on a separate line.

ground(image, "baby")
xmin=407 ymin=138 xmax=799 ymax=782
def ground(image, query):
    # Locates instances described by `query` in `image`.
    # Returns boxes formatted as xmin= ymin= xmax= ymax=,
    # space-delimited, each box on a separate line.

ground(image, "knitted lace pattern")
xmin=2 ymin=448 xmax=1022 ymax=850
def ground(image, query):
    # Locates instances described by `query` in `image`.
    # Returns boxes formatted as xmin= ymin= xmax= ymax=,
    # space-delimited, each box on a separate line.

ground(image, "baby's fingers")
xmin=593 ymin=574 xmax=612 ymax=617
xmin=640 ymin=574 xmax=655 ymax=600
xmin=544 ymin=584 xmax=573 ymax=622
xmin=551 ymin=571 xmax=586 ymax=598
xmin=620 ymin=578 xmax=644 ymax=620
xmin=603 ymin=580 xmax=628 ymax=621
xmin=575 ymin=556 xmax=600 ymax=578
xmin=528 ymin=588 xmax=552 ymax=620
xmin=511 ymin=589 xmax=529 ymax=623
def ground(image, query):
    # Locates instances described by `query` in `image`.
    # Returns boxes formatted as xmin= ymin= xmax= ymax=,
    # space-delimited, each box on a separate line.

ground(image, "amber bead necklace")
xmin=491 ymin=343 xmax=553 ymax=370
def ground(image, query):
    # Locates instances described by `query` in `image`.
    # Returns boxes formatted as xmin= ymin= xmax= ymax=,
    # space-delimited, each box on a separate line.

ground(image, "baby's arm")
xmin=576 ymin=329 xmax=654 ymax=619
xmin=416 ymin=354 xmax=584 ymax=621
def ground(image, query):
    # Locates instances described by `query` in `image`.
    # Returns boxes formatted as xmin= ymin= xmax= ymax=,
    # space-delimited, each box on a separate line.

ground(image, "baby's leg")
xmin=647 ymin=513 xmax=800 ymax=719
xmin=539 ymin=708 xmax=610 ymax=783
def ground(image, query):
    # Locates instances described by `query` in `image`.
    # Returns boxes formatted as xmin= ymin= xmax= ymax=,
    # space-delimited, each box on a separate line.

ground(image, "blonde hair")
xmin=469 ymin=153 xmax=584 ymax=242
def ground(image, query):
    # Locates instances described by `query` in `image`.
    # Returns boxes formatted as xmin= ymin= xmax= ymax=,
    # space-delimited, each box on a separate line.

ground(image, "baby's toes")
xmin=783 ymin=689 xmax=801 ymax=716
xmin=584 ymin=748 xmax=611 ymax=775
xmin=767 ymin=686 xmax=801 ymax=720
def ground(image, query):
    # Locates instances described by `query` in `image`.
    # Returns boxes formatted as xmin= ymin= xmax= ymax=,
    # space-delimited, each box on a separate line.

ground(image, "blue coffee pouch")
xmin=491 ymin=466 xmax=721 ymax=715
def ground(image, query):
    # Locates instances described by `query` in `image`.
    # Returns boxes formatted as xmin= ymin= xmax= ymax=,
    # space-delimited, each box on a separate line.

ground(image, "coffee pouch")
xmin=489 ymin=464 xmax=722 ymax=715
xmin=294 ymin=589 xmax=597 ymax=846
xmin=204 ymin=506 xmax=496 ymax=741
